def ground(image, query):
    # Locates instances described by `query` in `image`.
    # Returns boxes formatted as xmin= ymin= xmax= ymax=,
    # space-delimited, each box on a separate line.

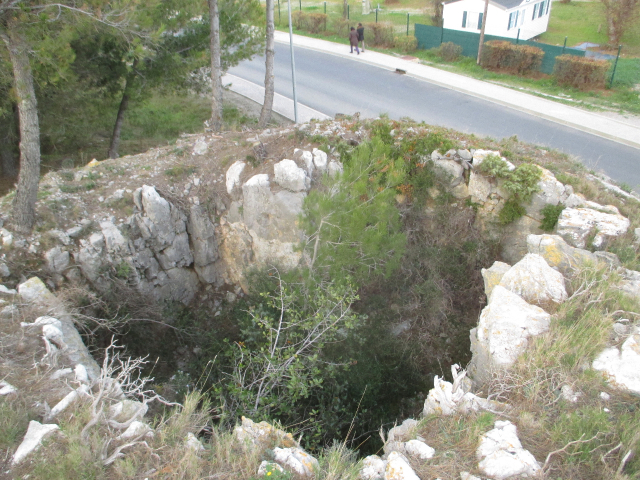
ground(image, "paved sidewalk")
xmin=268 ymin=30 xmax=640 ymax=150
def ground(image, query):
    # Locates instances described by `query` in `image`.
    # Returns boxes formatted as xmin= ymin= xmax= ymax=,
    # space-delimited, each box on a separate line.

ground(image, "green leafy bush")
xmin=394 ymin=36 xmax=418 ymax=53
xmin=554 ymin=55 xmax=609 ymax=90
xmin=437 ymin=42 xmax=463 ymax=62
xmin=540 ymin=204 xmax=565 ymax=231
xmin=478 ymin=154 xmax=541 ymax=224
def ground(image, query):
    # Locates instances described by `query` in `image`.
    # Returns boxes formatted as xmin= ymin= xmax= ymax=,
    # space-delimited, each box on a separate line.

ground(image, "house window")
xmin=546 ymin=0 xmax=550 ymax=14
xmin=508 ymin=10 xmax=519 ymax=29
xmin=462 ymin=11 xmax=482 ymax=29
xmin=532 ymin=3 xmax=538 ymax=19
xmin=539 ymin=0 xmax=546 ymax=17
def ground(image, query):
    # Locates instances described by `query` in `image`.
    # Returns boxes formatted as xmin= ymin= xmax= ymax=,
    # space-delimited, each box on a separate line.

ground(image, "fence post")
xmin=299 ymin=0 xmax=301 ymax=10
xmin=278 ymin=0 xmax=281 ymax=24
xmin=375 ymin=7 xmax=378 ymax=22
xmin=407 ymin=13 xmax=410 ymax=36
xmin=348 ymin=4 xmax=350 ymax=19
xmin=516 ymin=28 xmax=520 ymax=44
xmin=440 ymin=22 xmax=444 ymax=44
xmin=324 ymin=1 xmax=326 ymax=13
xmin=562 ymin=36 xmax=567 ymax=54
xmin=609 ymin=44 xmax=622 ymax=89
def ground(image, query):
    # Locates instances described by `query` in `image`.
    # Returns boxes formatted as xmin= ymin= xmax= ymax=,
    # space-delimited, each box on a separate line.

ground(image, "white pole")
xmin=287 ymin=0 xmax=299 ymax=123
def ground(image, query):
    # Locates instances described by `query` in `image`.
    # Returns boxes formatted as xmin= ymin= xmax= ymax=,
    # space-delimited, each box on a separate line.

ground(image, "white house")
xmin=442 ymin=0 xmax=552 ymax=40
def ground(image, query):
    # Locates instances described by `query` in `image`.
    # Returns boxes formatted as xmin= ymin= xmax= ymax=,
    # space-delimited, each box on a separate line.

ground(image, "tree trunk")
xmin=1 ymin=28 xmax=41 ymax=234
xmin=259 ymin=0 xmax=275 ymax=128
xmin=209 ymin=0 xmax=223 ymax=131
xmin=0 ymin=105 xmax=19 ymax=177
xmin=108 ymin=59 xmax=138 ymax=159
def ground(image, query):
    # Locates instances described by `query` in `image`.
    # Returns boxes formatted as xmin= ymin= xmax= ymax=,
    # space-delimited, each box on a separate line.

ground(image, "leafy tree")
xmin=302 ymin=137 xmax=408 ymax=283
xmin=601 ymin=0 xmax=639 ymax=45
xmin=0 ymin=0 xmax=143 ymax=233
xmin=216 ymin=270 xmax=362 ymax=424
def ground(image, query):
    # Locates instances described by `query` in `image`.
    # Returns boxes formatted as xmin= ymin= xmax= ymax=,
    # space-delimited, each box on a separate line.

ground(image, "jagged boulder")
xmin=557 ymin=206 xmax=629 ymax=249
xmin=476 ymin=421 xmax=540 ymax=480
xmin=274 ymin=159 xmax=310 ymax=192
xmin=469 ymin=286 xmax=550 ymax=384
xmin=384 ymin=451 xmax=420 ymax=480
xmin=12 ymin=421 xmax=60 ymax=465
xmin=274 ymin=447 xmax=319 ymax=477
xmin=234 ymin=416 xmax=298 ymax=449
xmin=226 ymin=160 xmax=246 ymax=194
xmin=592 ymin=325 xmax=640 ymax=394
xmin=360 ymin=455 xmax=386 ymax=480
xmin=481 ymin=261 xmax=511 ymax=299
xmin=498 ymin=253 xmax=567 ymax=305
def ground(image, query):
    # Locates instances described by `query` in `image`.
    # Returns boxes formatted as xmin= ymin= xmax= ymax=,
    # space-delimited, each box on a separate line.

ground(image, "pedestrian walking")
xmin=349 ymin=27 xmax=360 ymax=54
xmin=357 ymin=23 xmax=365 ymax=52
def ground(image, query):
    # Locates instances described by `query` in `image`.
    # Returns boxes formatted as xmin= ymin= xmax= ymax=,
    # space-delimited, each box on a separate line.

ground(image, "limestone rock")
xmin=192 ymin=140 xmax=208 ymax=156
xmin=525 ymin=167 xmax=569 ymax=221
xmin=258 ymin=461 xmax=284 ymax=476
xmin=360 ymin=455 xmax=386 ymax=480
xmin=274 ymin=447 xmax=319 ymax=477
xmin=12 ymin=421 xmax=60 ymax=465
xmin=234 ymin=416 xmax=298 ymax=449
xmin=185 ymin=432 xmax=205 ymax=452
xmin=116 ymin=421 xmax=153 ymax=441
xmin=312 ymin=148 xmax=328 ymax=171
xmin=45 ymin=247 xmax=70 ymax=275
xmin=294 ymin=149 xmax=315 ymax=176
xmin=468 ymin=171 xmax=493 ymax=204
xmin=274 ymin=159 xmax=310 ymax=192
xmin=498 ymin=253 xmax=567 ymax=305
xmin=384 ymin=451 xmax=419 ymax=480
xmin=481 ymin=261 xmax=511 ymax=298
xmin=0 ymin=284 xmax=17 ymax=299
xmin=17 ymin=277 xmax=56 ymax=305
xmin=0 ymin=261 xmax=9 ymax=277
xmin=434 ymin=158 xmax=463 ymax=182
xmin=526 ymin=234 xmax=606 ymax=279
xmin=100 ymin=221 xmax=130 ymax=255
xmin=477 ymin=421 xmax=540 ymax=480
xmin=469 ymin=286 xmax=550 ymax=383
xmin=226 ymin=161 xmax=246 ymax=194
xmin=404 ymin=440 xmax=435 ymax=460
xmin=557 ymin=207 xmax=629 ymax=249
xmin=423 ymin=364 xmax=499 ymax=416
xmin=0 ymin=380 xmax=16 ymax=395
xmin=109 ymin=399 xmax=148 ymax=424
xmin=387 ymin=419 xmax=418 ymax=442
xmin=592 ymin=325 xmax=640 ymax=394
xmin=188 ymin=205 xmax=218 ymax=268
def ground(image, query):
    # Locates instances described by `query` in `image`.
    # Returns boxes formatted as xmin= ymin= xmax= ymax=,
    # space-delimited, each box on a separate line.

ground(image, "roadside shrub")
xmin=482 ymin=40 xmax=543 ymax=74
xmin=331 ymin=17 xmax=350 ymax=37
xmin=394 ymin=36 xmax=418 ymax=53
xmin=554 ymin=55 xmax=609 ymax=90
xmin=292 ymin=11 xmax=327 ymax=33
xmin=437 ymin=42 xmax=462 ymax=62
xmin=365 ymin=22 xmax=395 ymax=48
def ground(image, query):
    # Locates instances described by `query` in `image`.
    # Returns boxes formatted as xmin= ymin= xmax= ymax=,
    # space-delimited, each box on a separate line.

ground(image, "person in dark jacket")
xmin=357 ymin=23 xmax=365 ymax=52
xmin=349 ymin=27 xmax=360 ymax=54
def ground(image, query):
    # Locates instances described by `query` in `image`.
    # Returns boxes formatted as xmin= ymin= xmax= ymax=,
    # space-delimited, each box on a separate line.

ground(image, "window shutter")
xmin=462 ymin=11 xmax=467 ymax=28
xmin=477 ymin=12 xmax=483 ymax=29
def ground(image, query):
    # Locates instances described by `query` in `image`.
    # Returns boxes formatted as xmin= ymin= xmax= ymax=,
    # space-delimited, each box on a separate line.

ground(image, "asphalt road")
xmin=229 ymin=43 xmax=640 ymax=189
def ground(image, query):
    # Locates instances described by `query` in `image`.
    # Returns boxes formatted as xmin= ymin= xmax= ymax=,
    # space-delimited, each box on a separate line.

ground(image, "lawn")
xmin=539 ymin=1 xmax=640 ymax=56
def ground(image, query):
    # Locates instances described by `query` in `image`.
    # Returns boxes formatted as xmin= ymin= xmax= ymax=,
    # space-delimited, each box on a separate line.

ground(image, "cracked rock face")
xmin=557 ymin=206 xmax=629 ymax=249
xmin=593 ymin=325 xmax=640 ymax=394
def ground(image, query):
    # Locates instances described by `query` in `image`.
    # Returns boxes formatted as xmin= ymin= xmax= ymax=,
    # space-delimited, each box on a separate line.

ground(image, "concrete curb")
xmin=222 ymin=73 xmax=331 ymax=124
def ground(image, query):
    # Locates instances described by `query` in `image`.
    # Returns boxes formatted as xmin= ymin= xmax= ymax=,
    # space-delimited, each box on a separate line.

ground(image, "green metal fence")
xmin=415 ymin=23 xmax=585 ymax=74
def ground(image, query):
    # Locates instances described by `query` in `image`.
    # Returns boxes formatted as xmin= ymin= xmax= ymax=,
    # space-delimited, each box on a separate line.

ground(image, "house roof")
xmin=444 ymin=0 xmax=529 ymax=10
